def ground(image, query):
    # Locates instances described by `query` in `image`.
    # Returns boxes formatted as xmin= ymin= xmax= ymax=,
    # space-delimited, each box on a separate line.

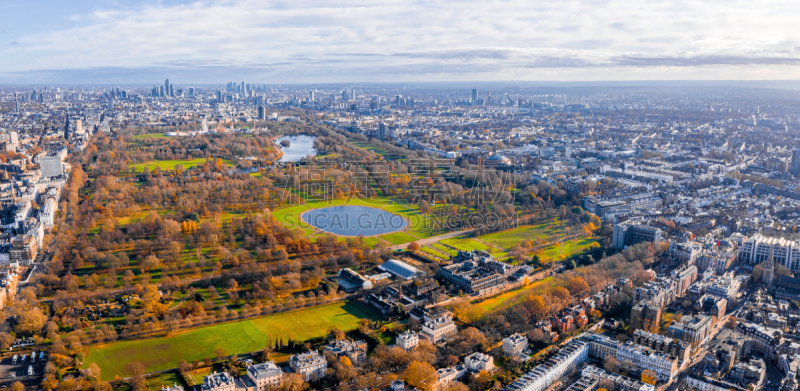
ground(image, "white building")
xmin=503 ymin=333 xmax=528 ymax=357
xmin=201 ymin=372 xmax=236 ymax=391
xmin=247 ymin=361 xmax=283 ymax=391
xmin=738 ymin=234 xmax=800 ymax=272
xmin=289 ymin=351 xmax=327 ymax=381
xmin=396 ymin=330 xmax=419 ymax=351
xmin=41 ymin=149 xmax=67 ymax=178
xmin=616 ymin=341 xmax=679 ymax=381
xmin=464 ymin=352 xmax=495 ymax=373
xmin=420 ymin=312 xmax=457 ymax=344
xmin=434 ymin=365 xmax=466 ymax=391
xmin=505 ymin=338 xmax=589 ymax=391
xmin=39 ymin=198 xmax=56 ymax=228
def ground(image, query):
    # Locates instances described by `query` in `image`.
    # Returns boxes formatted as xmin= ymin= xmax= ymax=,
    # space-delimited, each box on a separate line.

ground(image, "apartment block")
xmin=396 ymin=330 xmax=419 ymax=351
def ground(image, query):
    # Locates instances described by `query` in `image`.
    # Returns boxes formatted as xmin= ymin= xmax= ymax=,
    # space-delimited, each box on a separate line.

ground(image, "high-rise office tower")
xmin=165 ymin=79 xmax=170 ymax=96
xmin=395 ymin=95 xmax=401 ymax=106
xmin=309 ymin=91 xmax=315 ymax=101
xmin=217 ymin=91 xmax=222 ymax=102
xmin=242 ymin=80 xmax=247 ymax=97
xmin=792 ymin=148 xmax=800 ymax=175
xmin=189 ymin=87 xmax=195 ymax=96
xmin=378 ymin=122 xmax=386 ymax=141
xmin=342 ymin=90 xmax=349 ymax=102
xmin=472 ymin=89 xmax=478 ymax=103
xmin=169 ymin=84 xmax=174 ymax=98
xmin=257 ymin=106 xmax=265 ymax=121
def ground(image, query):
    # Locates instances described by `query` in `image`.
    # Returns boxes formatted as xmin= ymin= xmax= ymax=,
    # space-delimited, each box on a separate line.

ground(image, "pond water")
xmin=276 ymin=134 xmax=317 ymax=162
xmin=302 ymin=205 xmax=407 ymax=236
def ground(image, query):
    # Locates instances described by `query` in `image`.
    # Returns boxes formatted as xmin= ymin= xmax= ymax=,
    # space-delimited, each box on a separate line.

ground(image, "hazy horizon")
xmin=3 ymin=0 xmax=800 ymax=85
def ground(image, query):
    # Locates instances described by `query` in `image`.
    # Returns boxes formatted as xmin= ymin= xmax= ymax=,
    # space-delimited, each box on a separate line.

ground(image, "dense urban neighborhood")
xmin=0 ymin=82 xmax=799 ymax=391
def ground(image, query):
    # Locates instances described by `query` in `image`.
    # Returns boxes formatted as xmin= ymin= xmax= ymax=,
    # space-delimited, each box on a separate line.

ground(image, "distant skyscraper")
xmin=258 ymin=105 xmax=266 ymax=121
xmin=395 ymin=95 xmax=401 ymax=106
xmin=309 ymin=91 xmax=315 ymax=101
xmin=242 ymin=80 xmax=247 ymax=97
xmin=189 ymin=87 xmax=195 ymax=96
xmin=169 ymin=84 xmax=174 ymax=98
xmin=378 ymin=122 xmax=386 ymax=141
xmin=792 ymin=148 xmax=800 ymax=175
xmin=217 ymin=91 xmax=222 ymax=102
xmin=342 ymin=89 xmax=349 ymax=102
xmin=472 ymin=89 xmax=478 ymax=103
xmin=165 ymin=79 xmax=170 ymax=97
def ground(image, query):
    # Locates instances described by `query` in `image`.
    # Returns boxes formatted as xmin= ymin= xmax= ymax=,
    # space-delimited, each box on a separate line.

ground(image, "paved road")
xmin=388 ymin=228 xmax=476 ymax=251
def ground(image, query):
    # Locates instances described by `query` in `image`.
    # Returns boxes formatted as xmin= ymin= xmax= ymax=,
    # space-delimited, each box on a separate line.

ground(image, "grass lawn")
xmin=128 ymin=158 xmax=232 ymax=173
xmin=474 ymin=277 xmax=557 ymax=312
xmin=130 ymin=133 xmax=166 ymax=140
xmin=84 ymin=301 xmax=378 ymax=379
xmin=477 ymin=220 xmax=564 ymax=249
xmin=379 ymin=231 xmax=420 ymax=245
xmin=537 ymin=238 xmax=601 ymax=261
xmin=431 ymin=243 xmax=458 ymax=257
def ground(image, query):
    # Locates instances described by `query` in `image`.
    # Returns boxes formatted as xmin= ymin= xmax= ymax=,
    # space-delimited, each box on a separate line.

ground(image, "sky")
xmin=2 ymin=0 xmax=800 ymax=85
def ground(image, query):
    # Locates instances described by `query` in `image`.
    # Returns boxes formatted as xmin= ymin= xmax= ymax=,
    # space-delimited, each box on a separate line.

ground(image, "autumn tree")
xmin=567 ymin=276 xmax=589 ymax=296
xmin=641 ymin=369 xmax=657 ymax=385
xmin=407 ymin=242 xmax=421 ymax=252
xmin=278 ymin=373 xmax=308 ymax=391
xmin=404 ymin=361 xmax=438 ymax=391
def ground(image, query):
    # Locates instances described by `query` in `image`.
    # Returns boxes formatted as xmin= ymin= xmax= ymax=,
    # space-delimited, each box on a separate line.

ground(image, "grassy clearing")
xmin=474 ymin=277 xmax=557 ymax=312
xmin=128 ymin=158 xmax=232 ymax=173
xmin=379 ymin=231 xmax=420 ymax=245
xmin=537 ymin=238 xmax=601 ymax=261
xmin=84 ymin=301 xmax=378 ymax=379
xmin=431 ymin=243 xmax=458 ymax=257
xmin=477 ymin=220 xmax=564 ymax=249
xmin=130 ymin=133 xmax=166 ymax=140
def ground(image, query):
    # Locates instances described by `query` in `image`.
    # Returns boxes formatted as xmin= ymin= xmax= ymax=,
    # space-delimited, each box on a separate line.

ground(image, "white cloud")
xmin=2 ymin=0 xmax=800 ymax=83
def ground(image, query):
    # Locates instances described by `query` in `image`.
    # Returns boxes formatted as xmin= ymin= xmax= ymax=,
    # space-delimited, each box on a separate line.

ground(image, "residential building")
xmin=505 ymin=338 xmax=589 ymax=391
xmin=464 ymin=352 xmax=495 ymax=373
xmin=630 ymin=301 xmax=662 ymax=333
xmin=565 ymin=366 xmax=654 ymax=391
xmin=670 ymin=264 xmax=698 ymax=296
xmin=503 ymin=333 xmax=528 ymax=357
xmin=41 ymin=149 xmax=67 ymax=178
xmin=289 ymin=351 xmax=327 ymax=381
xmin=201 ymin=372 xmax=236 ymax=391
xmin=247 ymin=361 xmax=283 ymax=391
xmin=668 ymin=315 xmax=713 ymax=348
xmin=420 ymin=311 xmax=457 ymax=343
xmin=397 ymin=330 xmax=419 ymax=351
xmin=613 ymin=223 xmax=662 ymax=249
xmin=616 ymin=341 xmax=679 ymax=381
xmin=323 ymin=339 xmax=367 ymax=365
xmin=434 ymin=365 xmax=466 ymax=391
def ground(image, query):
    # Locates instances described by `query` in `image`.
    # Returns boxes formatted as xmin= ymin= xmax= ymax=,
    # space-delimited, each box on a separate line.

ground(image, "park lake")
xmin=276 ymin=134 xmax=317 ymax=162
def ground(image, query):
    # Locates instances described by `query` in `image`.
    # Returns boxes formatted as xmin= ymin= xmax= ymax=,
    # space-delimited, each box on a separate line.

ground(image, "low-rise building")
xmin=289 ymin=351 xmax=327 ymax=381
xmin=616 ymin=341 xmax=679 ymax=381
xmin=397 ymin=330 xmax=419 ymax=351
xmin=420 ymin=311 xmax=457 ymax=344
xmin=434 ymin=365 xmax=466 ymax=391
xmin=503 ymin=333 xmax=528 ymax=357
xmin=668 ymin=315 xmax=713 ymax=348
xmin=323 ymin=339 xmax=367 ymax=365
xmin=464 ymin=352 xmax=495 ymax=373
xmin=247 ymin=361 xmax=283 ymax=391
xmin=201 ymin=372 xmax=236 ymax=391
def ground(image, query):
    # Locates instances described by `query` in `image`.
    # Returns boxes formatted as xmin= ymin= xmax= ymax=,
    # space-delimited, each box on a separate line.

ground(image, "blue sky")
xmin=2 ymin=0 xmax=800 ymax=84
